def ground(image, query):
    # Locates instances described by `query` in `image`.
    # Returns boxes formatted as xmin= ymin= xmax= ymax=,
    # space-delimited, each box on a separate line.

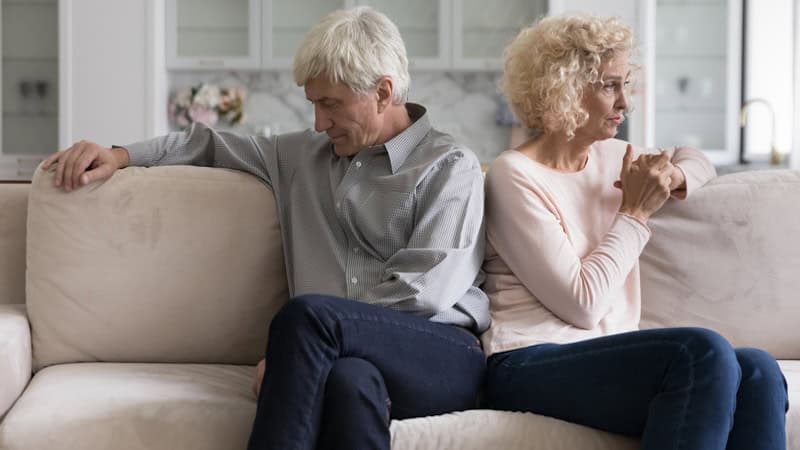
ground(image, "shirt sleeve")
xmin=362 ymin=150 xmax=487 ymax=318
xmin=485 ymin=158 xmax=650 ymax=330
xmin=122 ymin=122 xmax=276 ymax=186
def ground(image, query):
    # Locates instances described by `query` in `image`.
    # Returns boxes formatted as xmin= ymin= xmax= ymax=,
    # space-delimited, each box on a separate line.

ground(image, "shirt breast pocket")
xmin=359 ymin=190 xmax=415 ymax=260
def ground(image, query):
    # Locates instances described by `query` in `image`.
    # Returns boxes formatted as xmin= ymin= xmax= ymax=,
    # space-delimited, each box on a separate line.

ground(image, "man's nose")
xmin=314 ymin=105 xmax=332 ymax=132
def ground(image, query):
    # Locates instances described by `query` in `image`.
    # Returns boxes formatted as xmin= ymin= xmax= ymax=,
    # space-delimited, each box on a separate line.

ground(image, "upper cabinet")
xmin=553 ymin=0 xmax=743 ymax=164
xmin=452 ymin=0 xmax=547 ymax=70
xmin=651 ymin=0 xmax=742 ymax=164
xmin=166 ymin=0 xmax=262 ymax=69
xmin=263 ymin=0 xmax=349 ymax=69
xmin=354 ymin=0 xmax=450 ymax=70
xmin=165 ymin=0 xmax=549 ymax=71
xmin=0 ymin=0 xmax=59 ymax=180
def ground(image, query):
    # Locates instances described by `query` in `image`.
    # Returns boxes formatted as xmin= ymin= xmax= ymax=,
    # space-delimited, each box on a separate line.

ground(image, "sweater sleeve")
xmin=635 ymin=145 xmax=717 ymax=199
xmin=669 ymin=146 xmax=717 ymax=198
xmin=485 ymin=157 xmax=651 ymax=329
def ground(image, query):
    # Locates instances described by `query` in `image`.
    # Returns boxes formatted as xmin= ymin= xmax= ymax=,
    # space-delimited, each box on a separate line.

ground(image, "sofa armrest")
xmin=0 ymin=304 xmax=31 ymax=419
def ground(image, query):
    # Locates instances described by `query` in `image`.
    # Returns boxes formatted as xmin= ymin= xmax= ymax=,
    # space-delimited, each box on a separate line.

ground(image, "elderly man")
xmin=43 ymin=6 xmax=488 ymax=450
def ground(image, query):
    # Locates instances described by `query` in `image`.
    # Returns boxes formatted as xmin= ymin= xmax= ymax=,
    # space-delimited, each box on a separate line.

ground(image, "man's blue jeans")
xmin=486 ymin=327 xmax=789 ymax=450
xmin=247 ymin=294 xmax=486 ymax=450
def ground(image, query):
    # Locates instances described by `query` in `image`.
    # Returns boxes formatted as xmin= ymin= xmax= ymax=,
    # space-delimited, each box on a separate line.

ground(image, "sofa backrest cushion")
xmin=26 ymin=166 xmax=288 ymax=370
xmin=0 ymin=183 xmax=29 ymax=305
xmin=641 ymin=169 xmax=800 ymax=359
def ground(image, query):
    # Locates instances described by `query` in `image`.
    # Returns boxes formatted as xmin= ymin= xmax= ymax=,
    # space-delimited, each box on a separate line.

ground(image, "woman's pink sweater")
xmin=481 ymin=138 xmax=716 ymax=356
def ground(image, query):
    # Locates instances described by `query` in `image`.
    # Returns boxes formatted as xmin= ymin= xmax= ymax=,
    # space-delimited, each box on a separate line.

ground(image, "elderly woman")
xmin=481 ymin=14 xmax=788 ymax=450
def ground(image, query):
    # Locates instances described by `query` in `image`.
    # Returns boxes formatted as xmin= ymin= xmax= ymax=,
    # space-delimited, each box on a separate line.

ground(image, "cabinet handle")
xmin=196 ymin=59 xmax=225 ymax=67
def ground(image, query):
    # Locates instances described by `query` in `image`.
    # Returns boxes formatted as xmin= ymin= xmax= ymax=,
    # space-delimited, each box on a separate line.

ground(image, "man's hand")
xmin=252 ymin=358 xmax=266 ymax=397
xmin=41 ymin=141 xmax=129 ymax=192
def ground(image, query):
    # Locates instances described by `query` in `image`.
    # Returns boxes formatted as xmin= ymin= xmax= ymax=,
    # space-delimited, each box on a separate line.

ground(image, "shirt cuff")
xmin=119 ymin=141 xmax=157 ymax=167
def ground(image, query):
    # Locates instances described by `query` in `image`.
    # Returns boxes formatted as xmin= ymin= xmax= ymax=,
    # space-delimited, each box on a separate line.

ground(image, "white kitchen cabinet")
xmin=166 ymin=0 xmax=261 ymax=69
xmin=548 ymin=0 xmax=646 ymax=144
xmin=551 ymin=0 xmax=743 ymax=164
xmin=0 ymin=0 xmax=59 ymax=180
xmin=652 ymin=0 xmax=742 ymax=165
xmin=353 ymin=0 xmax=450 ymax=70
xmin=452 ymin=0 xmax=547 ymax=70
xmin=166 ymin=0 xmax=547 ymax=71
xmin=167 ymin=0 xmax=355 ymax=70
xmin=263 ymin=0 xmax=349 ymax=69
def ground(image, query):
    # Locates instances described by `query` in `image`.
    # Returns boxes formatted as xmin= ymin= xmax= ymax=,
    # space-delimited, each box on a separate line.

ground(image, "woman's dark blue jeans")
xmin=247 ymin=294 xmax=486 ymax=450
xmin=486 ymin=327 xmax=788 ymax=450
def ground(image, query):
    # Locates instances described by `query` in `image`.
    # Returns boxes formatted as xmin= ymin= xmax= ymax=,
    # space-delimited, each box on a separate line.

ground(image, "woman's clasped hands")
xmin=616 ymin=144 xmax=685 ymax=223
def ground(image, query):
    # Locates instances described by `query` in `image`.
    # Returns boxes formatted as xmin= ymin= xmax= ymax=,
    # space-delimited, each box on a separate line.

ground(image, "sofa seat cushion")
xmin=390 ymin=360 xmax=799 ymax=450
xmin=1 ymin=361 xmax=794 ymax=450
xmin=0 ymin=363 xmax=256 ymax=450
xmin=390 ymin=409 xmax=638 ymax=450
xmin=0 ymin=304 xmax=31 ymax=419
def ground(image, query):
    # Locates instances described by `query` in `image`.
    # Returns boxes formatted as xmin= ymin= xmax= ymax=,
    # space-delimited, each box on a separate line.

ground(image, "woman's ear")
xmin=375 ymin=77 xmax=394 ymax=113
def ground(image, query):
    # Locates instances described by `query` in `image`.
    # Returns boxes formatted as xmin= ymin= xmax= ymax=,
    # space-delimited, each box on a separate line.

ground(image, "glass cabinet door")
xmin=166 ymin=0 xmax=261 ymax=69
xmin=264 ymin=0 xmax=347 ymax=69
xmin=452 ymin=0 xmax=547 ymax=70
xmin=354 ymin=0 xmax=450 ymax=70
xmin=0 ymin=0 xmax=59 ymax=180
xmin=652 ymin=0 xmax=742 ymax=164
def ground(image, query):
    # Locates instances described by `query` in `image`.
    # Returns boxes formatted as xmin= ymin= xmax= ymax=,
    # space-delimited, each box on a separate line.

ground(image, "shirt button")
xmin=350 ymin=277 xmax=358 ymax=284
xmin=355 ymin=161 xmax=362 ymax=168
xmin=336 ymin=202 xmax=341 ymax=209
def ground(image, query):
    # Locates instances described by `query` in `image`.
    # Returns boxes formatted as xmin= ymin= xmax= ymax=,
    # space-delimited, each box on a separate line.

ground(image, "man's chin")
xmin=332 ymin=143 xmax=354 ymax=157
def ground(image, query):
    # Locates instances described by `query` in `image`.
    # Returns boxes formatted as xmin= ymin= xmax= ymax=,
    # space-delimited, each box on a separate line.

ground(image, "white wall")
xmin=60 ymin=0 xmax=165 ymax=149
xmin=743 ymin=0 xmax=794 ymax=162
xmin=794 ymin=0 xmax=800 ymax=170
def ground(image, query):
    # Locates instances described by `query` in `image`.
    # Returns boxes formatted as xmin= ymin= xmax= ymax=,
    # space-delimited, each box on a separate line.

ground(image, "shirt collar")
xmin=383 ymin=103 xmax=430 ymax=173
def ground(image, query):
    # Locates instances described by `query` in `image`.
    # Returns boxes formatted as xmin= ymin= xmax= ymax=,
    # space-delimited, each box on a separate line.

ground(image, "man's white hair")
xmin=292 ymin=6 xmax=410 ymax=104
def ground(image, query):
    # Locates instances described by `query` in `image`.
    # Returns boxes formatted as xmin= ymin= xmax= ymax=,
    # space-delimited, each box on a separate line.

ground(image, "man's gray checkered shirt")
xmin=124 ymin=103 xmax=489 ymax=332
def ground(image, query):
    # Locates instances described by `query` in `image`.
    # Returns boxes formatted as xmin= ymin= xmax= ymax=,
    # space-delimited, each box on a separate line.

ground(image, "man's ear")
xmin=375 ymin=77 xmax=393 ymax=113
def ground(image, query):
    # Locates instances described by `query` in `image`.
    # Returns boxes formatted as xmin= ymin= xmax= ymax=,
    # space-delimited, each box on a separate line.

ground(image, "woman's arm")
xmin=485 ymin=156 xmax=650 ymax=329
xmin=668 ymin=146 xmax=717 ymax=199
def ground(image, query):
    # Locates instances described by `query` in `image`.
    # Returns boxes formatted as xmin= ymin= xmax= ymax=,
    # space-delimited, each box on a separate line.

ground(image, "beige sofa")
xmin=0 ymin=166 xmax=797 ymax=450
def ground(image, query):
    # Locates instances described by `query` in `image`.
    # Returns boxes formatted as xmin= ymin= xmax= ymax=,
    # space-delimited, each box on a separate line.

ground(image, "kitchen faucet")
xmin=739 ymin=98 xmax=782 ymax=165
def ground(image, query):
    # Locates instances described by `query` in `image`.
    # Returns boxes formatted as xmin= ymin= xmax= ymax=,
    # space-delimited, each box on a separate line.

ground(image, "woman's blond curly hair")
xmin=502 ymin=14 xmax=635 ymax=139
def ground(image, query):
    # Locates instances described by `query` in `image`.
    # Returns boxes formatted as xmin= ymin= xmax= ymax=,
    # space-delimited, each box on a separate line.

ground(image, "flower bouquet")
xmin=168 ymin=83 xmax=246 ymax=129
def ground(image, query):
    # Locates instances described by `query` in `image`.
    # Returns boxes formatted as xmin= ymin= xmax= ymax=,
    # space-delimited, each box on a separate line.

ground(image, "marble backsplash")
xmin=169 ymin=71 xmax=513 ymax=162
